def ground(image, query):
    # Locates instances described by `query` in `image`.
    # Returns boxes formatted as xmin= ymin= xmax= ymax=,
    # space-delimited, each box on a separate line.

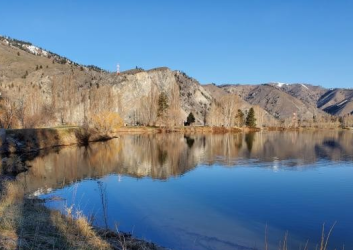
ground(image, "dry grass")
xmin=0 ymin=179 xmax=110 ymax=249
xmin=0 ymin=181 xmax=24 ymax=249
xmin=0 ymin=181 xmax=24 ymax=209
xmin=0 ymin=180 xmax=164 ymax=250
xmin=264 ymin=223 xmax=342 ymax=250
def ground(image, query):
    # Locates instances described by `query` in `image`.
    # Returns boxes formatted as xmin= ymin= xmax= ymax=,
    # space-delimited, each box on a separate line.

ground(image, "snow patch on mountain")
xmin=269 ymin=82 xmax=288 ymax=88
xmin=337 ymin=100 xmax=348 ymax=106
xmin=276 ymin=82 xmax=287 ymax=87
xmin=301 ymin=84 xmax=309 ymax=90
xmin=22 ymin=44 xmax=48 ymax=57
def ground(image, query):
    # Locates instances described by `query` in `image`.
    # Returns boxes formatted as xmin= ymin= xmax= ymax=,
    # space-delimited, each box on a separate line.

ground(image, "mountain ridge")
xmin=0 ymin=35 xmax=352 ymax=129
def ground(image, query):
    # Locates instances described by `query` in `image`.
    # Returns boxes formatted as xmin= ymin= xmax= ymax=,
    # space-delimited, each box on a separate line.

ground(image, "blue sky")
xmin=1 ymin=0 xmax=352 ymax=88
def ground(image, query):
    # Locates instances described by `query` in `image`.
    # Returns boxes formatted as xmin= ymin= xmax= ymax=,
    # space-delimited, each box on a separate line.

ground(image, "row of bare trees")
xmin=0 ymin=95 xmax=55 ymax=129
xmin=1 ymin=71 xmax=351 ymax=129
xmin=130 ymin=83 xmax=182 ymax=127
xmin=341 ymin=114 xmax=353 ymax=127
xmin=207 ymin=94 xmax=263 ymax=127
xmin=279 ymin=114 xmax=341 ymax=129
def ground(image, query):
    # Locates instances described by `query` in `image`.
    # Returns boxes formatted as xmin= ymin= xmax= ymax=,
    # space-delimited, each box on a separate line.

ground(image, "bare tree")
xmin=0 ymin=97 xmax=17 ymax=129
xmin=207 ymin=94 xmax=241 ymax=127
xmin=167 ymin=83 xmax=182 ymax=127
xmin=148 ymin=84 xmax=158 ymax=126
xmin=16 ymin=97 xmax=27 ymax=128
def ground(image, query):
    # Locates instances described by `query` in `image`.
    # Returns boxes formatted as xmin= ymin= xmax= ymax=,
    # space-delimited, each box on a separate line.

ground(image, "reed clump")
xmin=265 ymin=222 xmax=343 ymax=250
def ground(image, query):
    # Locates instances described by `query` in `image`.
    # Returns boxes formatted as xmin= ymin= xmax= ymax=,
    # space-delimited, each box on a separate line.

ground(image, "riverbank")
xmin=0 ymin=126 xmax=249 ymax=155
xmin=0 ymin=126 xmax=115 ymax=155
xmin=0 ymin=179 xmax=166 ymax=250
xmin=0 ymin=125 xmax=346 ymax=155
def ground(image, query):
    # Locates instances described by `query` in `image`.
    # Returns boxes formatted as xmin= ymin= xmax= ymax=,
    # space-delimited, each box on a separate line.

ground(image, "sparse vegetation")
xmin=22 ymin=70 xmax=28 ymax=79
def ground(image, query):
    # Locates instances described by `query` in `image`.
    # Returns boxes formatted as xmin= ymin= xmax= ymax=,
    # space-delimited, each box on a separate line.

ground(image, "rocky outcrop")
xmin=175 ymin=71 xmax=213 ymax=124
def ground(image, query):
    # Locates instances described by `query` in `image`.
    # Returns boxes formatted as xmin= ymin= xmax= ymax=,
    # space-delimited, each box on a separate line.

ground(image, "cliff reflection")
xmin=16 ymin=130 xmax=353 ymax=194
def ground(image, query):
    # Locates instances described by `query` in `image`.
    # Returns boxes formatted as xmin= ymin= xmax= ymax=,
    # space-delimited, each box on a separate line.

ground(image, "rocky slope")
xmin=203 ymin=84 xmax=277 ymax=126
xmin=217 ymin=84 xmax=326 ymax=121
xmin=269 ymin=83 xmax=327 ymax=107
xmin=317 ymin=88 xmax=353 ymax=115
xmin=0 ymin=36 xmax=214 ymax=126
xmin=214 ymin=82 xmax=353 ymax=119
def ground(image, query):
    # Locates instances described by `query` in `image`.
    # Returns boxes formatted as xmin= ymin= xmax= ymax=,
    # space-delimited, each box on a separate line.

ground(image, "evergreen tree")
xmin=246 ymin=107 xmax=256 ymax=127
xmin=157 ymin=92 xmax=169 ymax=117
xmin=186 ymin=112 xmax=195 ymax=126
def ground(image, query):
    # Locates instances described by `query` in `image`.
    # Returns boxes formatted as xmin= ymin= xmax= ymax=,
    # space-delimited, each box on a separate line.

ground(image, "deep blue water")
xmin=18 ymin=131 xmax=353 ymax=250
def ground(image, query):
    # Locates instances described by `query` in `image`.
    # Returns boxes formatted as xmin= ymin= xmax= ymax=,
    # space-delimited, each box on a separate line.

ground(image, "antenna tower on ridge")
xmin=117 ymin=63 xmax=120 ymax=75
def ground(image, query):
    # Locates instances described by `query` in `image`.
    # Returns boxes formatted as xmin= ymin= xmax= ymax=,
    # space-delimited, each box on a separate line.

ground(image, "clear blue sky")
xmin=1 ymin=0 xmax=352 ymax=88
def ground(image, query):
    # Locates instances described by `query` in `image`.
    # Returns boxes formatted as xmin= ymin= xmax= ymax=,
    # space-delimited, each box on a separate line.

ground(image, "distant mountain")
xmin=211 ymin=82 xmax=353 ymax=120
xmin=268 ymin=83 xmax=327 ymax=107
xmin=317 ymin=88 xmax=353 ymax=115
xmin=0 ymin=35 xmax=352 ymax=129
xmin=203 ymin=84 xmax=271 ymax=116
xmin=223 ymin=84 xmax=325 ymax=120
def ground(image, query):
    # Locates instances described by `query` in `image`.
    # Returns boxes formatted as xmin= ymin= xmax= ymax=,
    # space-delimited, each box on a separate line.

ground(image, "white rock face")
xmin=0 ymin=63 xmax=213 ymax=126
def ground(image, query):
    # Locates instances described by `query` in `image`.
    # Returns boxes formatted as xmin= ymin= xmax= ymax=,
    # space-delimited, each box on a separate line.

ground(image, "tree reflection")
xmin=13 ymin=131 xmax=353 ymax=195
xmin=245 ymin=133 xmax=255 ymax=152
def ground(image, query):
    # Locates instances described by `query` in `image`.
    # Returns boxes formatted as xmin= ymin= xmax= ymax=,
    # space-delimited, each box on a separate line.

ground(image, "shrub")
xmin=186 ymin=112 xmax=195 ymax=126
xmin=75 ymin=123 xmax=92 ymax=146
xmin=91 ymin=111 xmax=123 ymax=136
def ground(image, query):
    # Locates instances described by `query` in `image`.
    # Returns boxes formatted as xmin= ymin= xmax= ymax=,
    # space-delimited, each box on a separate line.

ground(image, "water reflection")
xmin=10 ymin=130 xmax=353 ymax=250
xmin=15 ymin=130 xmax=353 ymax=195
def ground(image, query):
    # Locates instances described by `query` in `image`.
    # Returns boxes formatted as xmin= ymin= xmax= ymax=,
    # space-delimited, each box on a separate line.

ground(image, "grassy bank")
xmin=0 ymin=126 xmax=122 ymax=154
xmin=1 ymin=127 xmax=80 ymax=154
xmin=0 ymin=126 xmax=247 ymax=155
xmin=116 ymin=125 xmax=244 ymax=133
xmin=1 ymin=124 xmax=348 ymax=155
xmin=0 ymin=180 xmax=164 ymax=250
xmin=0 ymin=125 xmax=345 ymax=155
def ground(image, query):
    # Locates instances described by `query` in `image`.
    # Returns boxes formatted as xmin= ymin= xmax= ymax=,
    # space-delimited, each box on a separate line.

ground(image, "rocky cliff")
xmin=0 ymin=36 xmax=214 ymax=127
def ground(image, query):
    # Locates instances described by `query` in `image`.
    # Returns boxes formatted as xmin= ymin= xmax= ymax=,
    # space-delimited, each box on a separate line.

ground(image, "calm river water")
xmin=17 ymin=131 xmax=353 ymax=250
